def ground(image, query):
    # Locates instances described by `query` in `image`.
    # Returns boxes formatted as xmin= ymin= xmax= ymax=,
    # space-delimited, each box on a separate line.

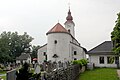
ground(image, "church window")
xmin=68 ymin=29 xmax=70 ymax=33
xmin=99 ymin=57 xmax=104 ymax=64
xmin=74 ymin=51 xmax=77 ymax=55
xmin=54 ymin=40 xmax=57 ymax=44
xmin=74 ymin=58 xmax=77 ymax=60
xmin=43 ymin=52 xmax=46 ymax=56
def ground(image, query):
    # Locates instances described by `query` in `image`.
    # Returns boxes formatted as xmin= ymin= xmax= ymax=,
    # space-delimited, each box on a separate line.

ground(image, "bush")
xmin=80 ymin=59 xmax=88 ymax=66
xmin=72 ymin=59 xmax=88 ymax=66
xmin=16 ymin=63 xmax=33 ymax=80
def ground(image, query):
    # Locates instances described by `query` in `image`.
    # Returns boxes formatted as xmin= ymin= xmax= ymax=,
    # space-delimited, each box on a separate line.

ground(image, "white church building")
xmin=37 ymin=9 xmax=86 ymax=64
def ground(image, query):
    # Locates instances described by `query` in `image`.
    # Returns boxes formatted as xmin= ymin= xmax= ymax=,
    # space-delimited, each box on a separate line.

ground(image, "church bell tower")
xmin=64 ymin=8 xmax=75 ymax=37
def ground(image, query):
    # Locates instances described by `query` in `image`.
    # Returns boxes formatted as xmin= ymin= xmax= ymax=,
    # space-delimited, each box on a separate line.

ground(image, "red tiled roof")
xmin=33 ymin=58 xmax=37 ymax=60
xmin=46 ymin=23 xmax=68 ymax=35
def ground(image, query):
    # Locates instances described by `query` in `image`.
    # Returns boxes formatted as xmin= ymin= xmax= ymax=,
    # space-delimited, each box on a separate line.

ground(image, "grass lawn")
xmin=78 ymin=68 xmax=118 ymax=80
xmin=0 ymin=71 xmax=6 ymax=75
xmin=0 ymin=71 xmax=6 ymax=80
xmin=1 ymin=76 xmax=6 ymax=80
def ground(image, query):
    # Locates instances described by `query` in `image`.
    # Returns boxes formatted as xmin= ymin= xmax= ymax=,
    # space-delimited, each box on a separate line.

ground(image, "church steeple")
xmin=66 ymin=9 xmax=73 ymax=21
xmin=64 ymin=8 xmax=75 ymax=37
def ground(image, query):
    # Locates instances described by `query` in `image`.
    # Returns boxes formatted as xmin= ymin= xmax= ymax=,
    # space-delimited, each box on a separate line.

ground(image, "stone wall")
xmin=41 ymin=64 xmax=81 ymax=80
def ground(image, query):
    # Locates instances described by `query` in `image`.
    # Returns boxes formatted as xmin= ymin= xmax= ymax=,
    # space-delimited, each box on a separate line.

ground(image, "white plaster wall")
xmin=16 ymin=60 xmax=20 ymax=64
xmin=72 ymin=39 xmax=80 ymax=46
xmin=26 ymin=57 xmax=31 ymax=64
xmin=70 ymin=43 xmax=86 ymax=60
xmin=37 ymin=45 xmax=47 ymax=64
xmin=89 ymin=55 xmax=117 ymax=68
xmin=65 ymin=23 xmax=75 ymax=37
xmin=47 ymin=33 xmax=72 ymax=62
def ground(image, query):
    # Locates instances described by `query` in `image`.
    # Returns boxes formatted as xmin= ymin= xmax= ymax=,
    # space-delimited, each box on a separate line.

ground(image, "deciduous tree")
xmin=0 ymin=31 xmax=33 ymax=63
xmin=111 ymin=12 xmax=120 ymax=68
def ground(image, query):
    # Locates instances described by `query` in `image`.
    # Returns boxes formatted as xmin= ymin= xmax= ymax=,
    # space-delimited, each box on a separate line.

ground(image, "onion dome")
xmin=64 ymin=9 xmax=75 ymax=25
xmin=66 ymin=9 xmax=73 ymax=20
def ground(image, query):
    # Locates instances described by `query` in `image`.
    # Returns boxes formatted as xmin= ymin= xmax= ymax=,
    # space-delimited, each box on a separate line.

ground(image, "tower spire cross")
xmin=68 ymin=0 xmax=70 ymax=9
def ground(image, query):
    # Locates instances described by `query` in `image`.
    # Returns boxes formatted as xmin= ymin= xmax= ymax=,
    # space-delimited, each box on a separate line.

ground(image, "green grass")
xmin=30 ymin=68 xmax=35 ymax=73
xmin=0 ymin=71 xmax=6 ymax=80
xmin=1 ymin=76 xmax=6 ymax=80
xmin=78 ymin=68 xmax=118 ymax=80
xmin=0 ymin=71 xmax=6 ymax=75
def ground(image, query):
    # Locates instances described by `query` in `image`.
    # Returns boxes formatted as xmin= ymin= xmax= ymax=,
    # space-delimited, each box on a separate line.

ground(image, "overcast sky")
xmin=0 ymin=0 xmax=120 ymax=50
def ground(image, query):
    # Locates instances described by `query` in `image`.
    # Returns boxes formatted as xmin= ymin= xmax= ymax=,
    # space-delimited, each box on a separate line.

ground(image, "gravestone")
xmin=63 ymin=62 xmax=67 ymax=69
xmin=34 ymin=64 xmax=41 ymax=74
xmin=47 ymin=62 xmax=52 ymax=72
xmin=7 ymin=69 xmax=16 ymax=80
xmin=87 ymin=63 xmax=94 ymax=70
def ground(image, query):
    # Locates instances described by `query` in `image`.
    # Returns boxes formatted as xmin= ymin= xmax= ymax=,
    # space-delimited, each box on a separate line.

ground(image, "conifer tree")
xmin=111 ymin=12 xmax=120 ymax=68
xmin=16 ymin=63 xmax=32 ymax=80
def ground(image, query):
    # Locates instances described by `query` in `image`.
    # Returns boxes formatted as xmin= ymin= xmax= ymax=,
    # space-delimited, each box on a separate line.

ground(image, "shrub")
xmin=72 ymin=59 xmax=88 ymax=66
xmin=16 ymin=63 xmax=33 ymax=80
xmin=72 ymin=60 xmax=78 ymax=64
xmin=80 ymin=59 xmax=88 ymax=66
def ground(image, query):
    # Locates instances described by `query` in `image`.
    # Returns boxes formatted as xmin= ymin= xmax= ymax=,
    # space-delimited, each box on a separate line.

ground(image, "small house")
xmin=16 ymin=53 xmax=31 ymax=64
xmin=87 ymin=41 xmax=117 ymax=68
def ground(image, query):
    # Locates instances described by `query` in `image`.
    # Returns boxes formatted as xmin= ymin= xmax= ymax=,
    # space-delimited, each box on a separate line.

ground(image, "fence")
xmin=32 ymin=61 xmax=82 ymax=80
xmin=41 ymin=61 xmax=71 ymax=73
xmin=8 ymin=61 xmax=84 ymax=80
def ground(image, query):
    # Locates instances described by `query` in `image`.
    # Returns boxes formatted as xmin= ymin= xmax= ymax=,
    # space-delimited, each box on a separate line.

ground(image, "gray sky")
xmin=0 ymin=0 xmax=120 ymax=50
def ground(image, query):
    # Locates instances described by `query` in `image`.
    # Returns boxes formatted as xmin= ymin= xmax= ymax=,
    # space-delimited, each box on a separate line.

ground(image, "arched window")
xmin=74 ymin=58 xmax=77 ymax=60
xmin=54 ymin=40 xmax=57 ymax=44
xmin=68 ymin=29 xmax=70 ymax=33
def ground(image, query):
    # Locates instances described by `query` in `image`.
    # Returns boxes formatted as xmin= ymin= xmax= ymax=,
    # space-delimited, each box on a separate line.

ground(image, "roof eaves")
xmin=39 ymin=43 xmax=47 ymax=49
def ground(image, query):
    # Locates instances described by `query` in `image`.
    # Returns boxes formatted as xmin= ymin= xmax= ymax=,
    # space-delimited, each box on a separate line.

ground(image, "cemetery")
xmin=0 ymin=0 xmax=120 ymax=80
xmin=0 ymin=59 xmax=119 ymax=80
xmin=2 ymin=59 xmax=87 ymax=80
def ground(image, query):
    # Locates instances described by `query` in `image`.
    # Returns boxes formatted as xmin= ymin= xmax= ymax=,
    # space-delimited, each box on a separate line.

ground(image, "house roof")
xmin=39 ymin=43 xmax=47 ymax=49
xmin=46 ymin=23 xmax=69 ymax=35
xmin=16 ymin=53 xmax=31 ymax=60
xmin=87 ymin=41 xmax=114 ymax=55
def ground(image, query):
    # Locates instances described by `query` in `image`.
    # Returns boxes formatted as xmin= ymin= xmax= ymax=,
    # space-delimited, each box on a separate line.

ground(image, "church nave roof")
xmin=46 ymin=23 xmax=69 ymax=35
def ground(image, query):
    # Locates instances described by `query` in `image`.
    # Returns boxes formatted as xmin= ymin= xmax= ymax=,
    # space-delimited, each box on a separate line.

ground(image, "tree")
xmin=0 ymin=31 xmax=33 ymax=63
xmin=16 ymin=63 xmax=32 ymax=80
xmin=0 ymin=32 xmax=12 ymax=63
xmin=9 ymin=32 xmax=33 ymax=58
xmin=31 ymin=45 xmax=40 ymax=59
xmin=111 ymin=12 xmax=120 ymax=68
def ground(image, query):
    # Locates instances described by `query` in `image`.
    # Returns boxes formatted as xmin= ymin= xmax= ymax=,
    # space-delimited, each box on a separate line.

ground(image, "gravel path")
xmin=117 ymin=70 xmax=120 ymax=78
